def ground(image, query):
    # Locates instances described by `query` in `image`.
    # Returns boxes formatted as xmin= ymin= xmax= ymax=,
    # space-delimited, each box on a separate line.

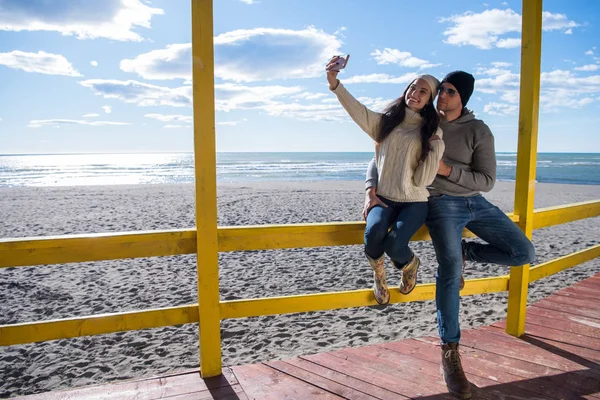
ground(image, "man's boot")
xmin=441 ymin=343 xmax=471 ymax=399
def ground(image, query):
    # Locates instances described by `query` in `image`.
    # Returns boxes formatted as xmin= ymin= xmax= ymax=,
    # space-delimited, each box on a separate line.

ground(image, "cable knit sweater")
xmin=332 ymin=82 xmax=444 ymax=202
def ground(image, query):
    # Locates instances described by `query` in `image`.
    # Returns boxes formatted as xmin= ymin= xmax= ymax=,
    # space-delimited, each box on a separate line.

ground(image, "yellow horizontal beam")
xmin=533 ymin=199 xmax=600 ymax=230
xmin=0 ymin=276 xmax=507 ymax=346
xmin=3 ymin=198 xmax=597 ymax=269
xmin=0 ymin=304 xmax=199 ymax=346
xmin=529 ymin=244 xmax=600 ymax=283
xmin=219 ymin=276 xmax=508 ymax=320
xmin=0 ymin=230 xmax=197 ymax=268
xmin=0 ymin=215 xmax=518 ymax=268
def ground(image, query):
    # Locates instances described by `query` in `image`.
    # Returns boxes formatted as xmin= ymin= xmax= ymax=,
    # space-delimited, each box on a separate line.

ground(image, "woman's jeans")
xmin=427 ymin=194 xmax=536 ymax=344
xmin=364 ymin=196 xmax=428 ymax=267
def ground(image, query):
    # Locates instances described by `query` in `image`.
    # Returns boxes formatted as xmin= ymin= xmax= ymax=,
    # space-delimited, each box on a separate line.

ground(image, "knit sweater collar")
xmin=401 ymin=107 xmax=423 ymax=127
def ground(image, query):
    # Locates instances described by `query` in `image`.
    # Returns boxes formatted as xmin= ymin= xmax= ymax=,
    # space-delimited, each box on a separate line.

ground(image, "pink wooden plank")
xmin=526 ymin=306 xmax=600 ymax=339
xmin=16 ymin=369 xmax=241 ymax=400
xmin=481 ymin=326 xmax=600 ymax=373
xmin=302 ymin=351 xmax=454 ymax=399
xmin=543 ymin=294 xmax=600 ymax=312
xmin=266 ymin=359 xmax=380 ymax=400
xmin=446 ymin=329 xmax=593 ymax=372
xmin=232 ymin=363 xmax=343 ymax=400
xmin=381 ymin=337 xmax=598 ymax=399
xmin=283 ymin=357 xmax=407 ymax=400
xmin=533 ymin=298 xmax=600 ymax=320
xmin=493 ymin=316 xmax=600 ymax=345
xmin=556 ymin=286 xmax=600 ymax=301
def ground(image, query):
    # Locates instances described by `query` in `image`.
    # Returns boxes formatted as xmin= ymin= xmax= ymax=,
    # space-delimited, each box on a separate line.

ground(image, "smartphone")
xmin=327 ymin=54 xmax=350 ymax=71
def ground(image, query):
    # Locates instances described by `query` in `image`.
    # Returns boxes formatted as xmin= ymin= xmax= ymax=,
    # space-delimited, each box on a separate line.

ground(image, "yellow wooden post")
xmin=191 ymin=0 xmax=221 ymax=377
xmin=506 ymin=0 xmax=543 ymax=337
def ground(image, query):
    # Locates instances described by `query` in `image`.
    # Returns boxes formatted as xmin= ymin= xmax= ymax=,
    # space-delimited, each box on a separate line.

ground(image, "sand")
xmin=0 ymin=181 xmax=599 ymax=397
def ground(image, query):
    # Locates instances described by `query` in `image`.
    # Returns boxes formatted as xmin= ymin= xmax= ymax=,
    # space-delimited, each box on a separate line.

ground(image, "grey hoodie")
xmin=366 ymin=110 xmax=496 ymax=197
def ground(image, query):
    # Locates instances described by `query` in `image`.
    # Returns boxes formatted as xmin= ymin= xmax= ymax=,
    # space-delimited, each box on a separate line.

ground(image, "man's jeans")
xmin=365 ymin=196 xmax=428 ymax=267
xmin=426 ymin=194 xmax=536 ymax=344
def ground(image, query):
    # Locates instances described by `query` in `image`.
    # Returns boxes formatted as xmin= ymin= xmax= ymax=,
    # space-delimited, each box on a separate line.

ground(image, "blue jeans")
xmin=364 ymin=196 xmax=428 ymax=267
xmin=426 ymin=194 xmax=536 ymax=344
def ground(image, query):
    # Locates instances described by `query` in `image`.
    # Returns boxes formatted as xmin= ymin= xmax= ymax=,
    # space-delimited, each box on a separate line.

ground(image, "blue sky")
xmin=0 ymin=0 xmax=599 ymax=154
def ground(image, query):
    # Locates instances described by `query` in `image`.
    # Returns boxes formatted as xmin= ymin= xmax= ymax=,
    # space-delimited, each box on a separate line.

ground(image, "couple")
xmin=326 ymin=59 xmax=536 ymax=399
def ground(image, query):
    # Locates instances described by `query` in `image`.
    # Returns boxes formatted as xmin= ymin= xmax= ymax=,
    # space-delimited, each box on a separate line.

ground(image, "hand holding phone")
xmin=326 ymin=54 xmax=350 ymax=71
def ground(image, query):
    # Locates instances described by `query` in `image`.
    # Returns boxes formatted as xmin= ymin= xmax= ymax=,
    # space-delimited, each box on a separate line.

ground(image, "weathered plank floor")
xmin=19 ymin=273 xmax=600 ymax=399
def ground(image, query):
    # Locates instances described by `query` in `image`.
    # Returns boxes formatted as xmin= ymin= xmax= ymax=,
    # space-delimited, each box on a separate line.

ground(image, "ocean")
xmin=0 ymin=152 xmax=599 ymax=187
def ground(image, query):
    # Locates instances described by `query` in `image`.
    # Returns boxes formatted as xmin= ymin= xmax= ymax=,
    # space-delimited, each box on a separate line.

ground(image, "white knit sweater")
xmin=333 ymin=82 xmax=444 ymax=202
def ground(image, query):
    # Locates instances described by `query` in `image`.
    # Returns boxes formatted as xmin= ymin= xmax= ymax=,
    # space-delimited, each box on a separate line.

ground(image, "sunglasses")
xmin=438 ymin=86 xmax=458 ymax=96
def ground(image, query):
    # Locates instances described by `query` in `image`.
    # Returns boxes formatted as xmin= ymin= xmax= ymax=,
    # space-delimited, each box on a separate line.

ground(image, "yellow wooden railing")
xmin=0 ymin=0 xmax=599 ymax=380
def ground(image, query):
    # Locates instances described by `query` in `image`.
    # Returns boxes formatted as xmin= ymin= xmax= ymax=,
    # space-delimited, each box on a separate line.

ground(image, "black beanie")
xmin=441 ymin=71 xmax=475 ymax=108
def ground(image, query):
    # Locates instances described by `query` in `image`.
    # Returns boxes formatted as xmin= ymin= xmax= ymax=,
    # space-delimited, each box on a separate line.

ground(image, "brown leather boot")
xmin=441 ymin=343 xmax=471 ymax=399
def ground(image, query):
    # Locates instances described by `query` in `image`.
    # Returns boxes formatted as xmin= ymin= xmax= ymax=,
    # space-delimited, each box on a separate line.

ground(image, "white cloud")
xmin=259 ymin=102 xmax=345 ymax=122
xmin=79 ymin=79 xmax=193 ymax=107
xmin=120 ymin=43 xmax=191 ymax=80
xmin=484 ymin=102 xmax=518 ymax=115
xmin=333 ymin=26 xmax=347 ymax=37
xmin=215 ymin=83 xmax=303 ymax=112
xmin=476 ymin=67 xmax=512 ymax=76
xmin=585 ymin=48 xmax=596 ymax=56
xmin=574 ymin=64 xmax=600 ymax=72
xmin=491 ymin=62 xmax=512 ymax=67
xmin=478 ymin=66 xmax=600 ymax=113
xmin=0 ymin=0 xmax=163 ymax=41
xmin=120 ymin=27 xmax=342 ymax=82
xmin=291 ymin=92 xmax=328 ymax=100
xmin=476 ymin=70 xmax=521 ymax=93
xmin=239 ymin=0 xmax=257 ymax=3
xmin=217 ymin=118 xmax=247 ymax=126
xmin=102 ymin=105 xmax=112 ymax=114
xmin=441 ymin=9 xmax=578 ymax=49
xmin=564 ymin=28 xmax=573 ymax=35
xmin=82 ymin=113 xmax=100 ymax=118
xmin=0 ymin=50 xmax=81 ymax=76
xmin=260 ymin=95 xmax=393 ymax=122
xmin=79 ymin=79 xmax=304 ymax=112
xmin=542 ymin=11 xmax=579 ymax=31
xmin=344 ymin=73 xmax=416 ymax=84
xmin=164 ymin=124 xmax=190 ymax=129
xmin=28 ymin=119 xmax=130 ymax=128
xmin=496 ymin=38 xmax=521 ymax=48
xmin=371 ymin=48 xmax=441 ymax=69
xmin=90 ymin=61 xmax=98 ymax=67
xmin=144 ymin=113 xmax=192 ymax=123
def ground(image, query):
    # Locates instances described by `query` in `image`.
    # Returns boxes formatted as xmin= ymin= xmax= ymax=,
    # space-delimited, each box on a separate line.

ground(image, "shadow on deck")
xmin=18 ymin=273 xmax=600 ymax=399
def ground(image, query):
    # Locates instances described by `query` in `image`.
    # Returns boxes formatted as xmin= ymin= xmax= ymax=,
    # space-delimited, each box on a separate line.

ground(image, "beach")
xmin=0 ymin=180 xmax=599 ymax=397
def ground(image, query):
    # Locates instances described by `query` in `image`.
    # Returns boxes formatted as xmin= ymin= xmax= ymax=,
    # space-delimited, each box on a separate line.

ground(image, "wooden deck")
xmin=19 ymin=273 xmax=600 ymax=399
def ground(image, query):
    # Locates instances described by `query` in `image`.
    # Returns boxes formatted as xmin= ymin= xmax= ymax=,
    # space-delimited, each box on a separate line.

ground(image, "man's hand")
xmin=437 ymin=160 xmax=452 ymax=177
xmin=363 ymin=187 xmax=387 ymax=220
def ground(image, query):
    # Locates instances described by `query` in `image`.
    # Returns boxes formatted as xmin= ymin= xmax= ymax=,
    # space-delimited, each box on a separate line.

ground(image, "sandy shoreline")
xmin=1 ymin=181 xmax=599 ymax=397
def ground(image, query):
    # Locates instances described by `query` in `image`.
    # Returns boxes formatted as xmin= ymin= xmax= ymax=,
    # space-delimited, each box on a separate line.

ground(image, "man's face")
xmin=436 ymin=82 xmax=462 ymax=114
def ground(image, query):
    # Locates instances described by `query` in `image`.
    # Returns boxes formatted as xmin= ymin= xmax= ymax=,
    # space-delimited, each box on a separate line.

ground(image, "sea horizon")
xmin=1 ymin=152 xmax=599 ymax=187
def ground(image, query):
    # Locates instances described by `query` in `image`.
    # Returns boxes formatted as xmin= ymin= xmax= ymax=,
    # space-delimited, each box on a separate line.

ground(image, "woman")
xmin=326 ymin=56 xmax=444 ymax=305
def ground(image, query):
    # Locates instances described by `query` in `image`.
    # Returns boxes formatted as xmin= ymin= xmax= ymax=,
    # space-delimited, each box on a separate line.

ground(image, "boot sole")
xmin=373 ymin=280 xmax=390 ymax=305
xmin=440 ymin=366 xmax=472 ymax=399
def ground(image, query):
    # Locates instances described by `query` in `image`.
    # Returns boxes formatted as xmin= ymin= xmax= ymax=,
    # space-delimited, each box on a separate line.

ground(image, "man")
xmin=364 ymin=71 xmax=535 ymax=399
